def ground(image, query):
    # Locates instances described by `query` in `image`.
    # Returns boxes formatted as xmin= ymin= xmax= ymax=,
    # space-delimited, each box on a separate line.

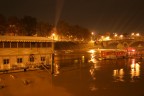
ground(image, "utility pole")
xmin=51 ymin=33 xmax=55 ymax=74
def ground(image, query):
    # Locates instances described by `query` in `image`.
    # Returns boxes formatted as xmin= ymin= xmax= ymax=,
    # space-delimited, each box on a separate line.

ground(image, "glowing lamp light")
xmin=120 ymin=35 xmax=123 ymax=38
xmin=136 ymin=33 xmax=140 ymax=36
xmin=114 ymin=34 xmax=117 ymax=37
xmin=131 ymin=33 xmax=134 ymax=36
xmin=105 ymin=36 xmax=111 ymax=41
xmin=88 ymin=49 xmax=96 ymax=53
xmin=52 ymin=33 xmax=55 ymax=36
xmin=91 ymin=32 xmax=94 ymax=35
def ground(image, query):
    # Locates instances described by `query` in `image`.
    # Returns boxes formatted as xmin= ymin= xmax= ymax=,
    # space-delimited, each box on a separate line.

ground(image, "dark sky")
xmin=0 ymin=0 xmax=144 ymax=34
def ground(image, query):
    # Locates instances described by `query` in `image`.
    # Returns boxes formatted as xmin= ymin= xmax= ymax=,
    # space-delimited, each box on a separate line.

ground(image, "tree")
xmin=56 ymin=20 xmax=70 ymax=38
xmin=6 ymin=16 xmax=21 ymax=36
xmin=0 ymin=14 xmax=6 ymax=35
xmin=69 ymin=25 xmax=91 ymax=41
xmin=36 ymin=22 xmax=53 ymax=37
xmin=21 ymin=16 xmax=37 ymax=36
xmin=56 ymin=20 xmax=91 ymax=41
xmin=123 ymin=32 xmax=129 ymax=39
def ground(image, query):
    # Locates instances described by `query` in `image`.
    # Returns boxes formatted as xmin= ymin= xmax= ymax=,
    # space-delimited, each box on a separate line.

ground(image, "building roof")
xmin=0 ymin=36 xmax=53 ymax=42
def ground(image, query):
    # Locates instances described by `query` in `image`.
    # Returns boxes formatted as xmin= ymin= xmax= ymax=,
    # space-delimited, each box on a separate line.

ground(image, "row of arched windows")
xmin=0 ymin=42 xmax=52 ymax=48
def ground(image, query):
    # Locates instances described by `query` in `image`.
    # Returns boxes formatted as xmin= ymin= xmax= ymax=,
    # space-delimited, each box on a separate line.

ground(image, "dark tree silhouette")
xmin=21 ymin=16 xmax=37 ymax=36
xmin=0 ymin=14 xmax=6 ymax=35
xmin=6 ymin=16 xmax=21 ymax=36
xmin=36 ymin=22 xmax=53 ymax=37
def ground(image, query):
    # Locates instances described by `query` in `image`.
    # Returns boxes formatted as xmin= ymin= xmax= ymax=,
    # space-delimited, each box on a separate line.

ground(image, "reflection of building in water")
xmin=89 ymin=49 xmax=99 ymax=80
xmin=82 ymin=56 xmax=85 ymax=63
xmin=88 ymin=49 xmax=97 ymax=63
xmin=88 ymin=53 xmax=97 ymax=63
xmin=54 ymin=63 xmax=60 ymax=76
xmin=113 ymin=69 xmax=124 ymax=82
xmin=89 ymin=84 xmax=97 ymax=91
xmin=131 ymin=59 xmax=140 ymax=81
xmin=89 ymin=67 xmax=96 ymax=80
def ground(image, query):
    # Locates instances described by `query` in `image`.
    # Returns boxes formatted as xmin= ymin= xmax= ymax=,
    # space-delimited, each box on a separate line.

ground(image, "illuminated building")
xmin=0 ymin=36 xmax=54 ymax=71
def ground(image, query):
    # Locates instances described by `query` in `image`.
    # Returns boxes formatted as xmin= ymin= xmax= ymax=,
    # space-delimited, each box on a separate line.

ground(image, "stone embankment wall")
xmin=54 ymin=41 xmax=95 ymax=50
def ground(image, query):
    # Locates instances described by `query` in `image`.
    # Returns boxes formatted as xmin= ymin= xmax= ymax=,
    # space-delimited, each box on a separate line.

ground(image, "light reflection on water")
xmin=112 ymin=59 xmax=141 ymax=82
xmin=113 ymin=69 xmax=124 ymax=82
xmin=53 ymin=50 xmax=144 ymax=96
xmin=130 ymin=59 xmax=140 ymax=82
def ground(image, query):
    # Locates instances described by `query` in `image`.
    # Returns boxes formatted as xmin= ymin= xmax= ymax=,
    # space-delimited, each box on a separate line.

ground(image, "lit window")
xmin=11 ymin=42 xmax=17 ymax=48
xmin=0 ymin=42 xmax=3 ymax=48
xmin=17 ymin=58 xmax=23 ymax=63
xmin=3 ymin=59 xmax=9 ymax=64
xmin=37 ymin=42 xmax=41 ymax=48
xmin=42 ymin=42 xmax=46 ymax=48
xmin=25 ymin=42 xmax=30 ymax=48
xmin=4 ymin=42 xmax=10 ymax=48
xmin=41 ymin=57 xmax=45 ymax=61
xmin=31 ymin=42 xmax=36 ymax=48
xmin=18 ymin=42 xmax=24 ymax=48
xmin=29 ymin=54 xmax=34 ymax=62
xmin=47 ymin=42 xmax=52 ymax=48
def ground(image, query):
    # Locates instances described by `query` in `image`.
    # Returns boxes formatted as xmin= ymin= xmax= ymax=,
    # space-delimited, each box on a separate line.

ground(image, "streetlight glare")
xmin=131 ymin=33 xmax=134 ymax=36
xmin=114 ymin=34 xmax=117 ymax=37
xmin=120 ymin=35 xmax=123 ymax=38
xmin=136 ymin=33 xmax=140 ymax=36
xmin=91 ymin=32 xmax=94 ymax=35
xmin=52 ymin=33 xmax=55 ymax=36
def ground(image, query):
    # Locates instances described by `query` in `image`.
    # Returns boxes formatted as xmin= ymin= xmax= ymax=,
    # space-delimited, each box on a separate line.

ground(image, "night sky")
xmin=0 ymin=0 xmax=144 ymax=34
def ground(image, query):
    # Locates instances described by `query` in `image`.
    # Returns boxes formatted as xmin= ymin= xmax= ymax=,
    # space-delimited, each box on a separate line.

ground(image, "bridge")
xmin=95 ymin=39 xmax=144 ymax=50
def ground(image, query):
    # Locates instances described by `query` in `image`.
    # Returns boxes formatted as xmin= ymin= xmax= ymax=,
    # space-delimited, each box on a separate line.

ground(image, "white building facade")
xmin=0 ymin=36 xmax=54 ymax=71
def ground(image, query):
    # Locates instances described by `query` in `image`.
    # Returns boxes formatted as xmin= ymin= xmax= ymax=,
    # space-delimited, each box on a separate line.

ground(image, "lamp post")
xmin=51 ymin=33 xmax=55 ymax=74
xmin=120 ymin=35 xmax=123 ymax=39
xmin=52 ymin=33 xmax=55 ymax=40
xmin=114 ymin=33 xmax=117 ymax=40
xmin=91 ymin=32 xmax=94 ymax=41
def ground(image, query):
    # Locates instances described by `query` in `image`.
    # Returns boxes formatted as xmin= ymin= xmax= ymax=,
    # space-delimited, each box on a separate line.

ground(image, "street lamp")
xmin=91 ymin=32 xmax=94 ymax=35
xmin=114 ymin=34 xmax=117 ymax=37
xmin=131 ymin=33 xmax=134 ymax=36
xmin=114 ymin=33 xmax=118 ymax=40
xmin=136 ymin=33 xmax=140 ymax=36
xmin=91 ymin=32 xmax=95 ymax=41
xmin=51 ymin=33 xmax=55 ymax=74
xmin=52 ymin=33 xmax=55 ymax=40
xmin=101 ymin=36 xmax=104 ymax=40
xmin=120 ymin=35 xmax=123 ymax=39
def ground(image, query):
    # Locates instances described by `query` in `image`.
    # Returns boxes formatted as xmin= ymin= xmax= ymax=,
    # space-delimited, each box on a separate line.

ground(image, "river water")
xmin=53 ymin=49 xmax=144 ymax=96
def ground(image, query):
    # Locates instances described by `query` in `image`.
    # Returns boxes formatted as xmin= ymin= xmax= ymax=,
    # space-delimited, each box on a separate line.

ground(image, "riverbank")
xmin=0 ymin=70 xmax=73 ymax=96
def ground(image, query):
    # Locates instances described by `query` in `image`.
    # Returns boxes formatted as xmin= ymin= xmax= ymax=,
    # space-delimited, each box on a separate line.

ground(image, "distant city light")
xmin=114 ymin=34 xmax=117 ymax=37
xmin=91 ymin=32 xmax=94 ymax=35
xmin=120 ymin=35 xmax=123 ymax=38
xmin=105 ymin=36 xmax=111 ymax=41
xmin=131 ymin=33 xmax=134 ymax=36
xmin=52 ymin=33 xmax=55 ymax=36
xmin=88 ymin=49 xmax=96 ymax=53
xmin=51 ymin=33 xmax=59 ymax=40
xmin=136 ymin=33 xmax=140 ymax=36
